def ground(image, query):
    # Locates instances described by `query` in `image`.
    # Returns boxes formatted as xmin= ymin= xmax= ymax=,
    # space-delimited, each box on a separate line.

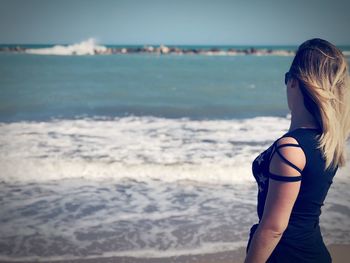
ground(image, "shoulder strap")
xmin=274 ymin=143 xmax=303 ymax=174
xmin=268 ymin=172 xmax=302 ymax=182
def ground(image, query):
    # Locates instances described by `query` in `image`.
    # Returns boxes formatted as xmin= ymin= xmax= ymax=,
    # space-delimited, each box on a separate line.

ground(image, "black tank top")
xmin=247 ymin=127 xmax=338 ymax=263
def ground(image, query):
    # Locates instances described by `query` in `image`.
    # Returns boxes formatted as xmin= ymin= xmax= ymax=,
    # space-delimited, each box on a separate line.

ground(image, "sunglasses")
xmin=284 ymin=72 xmax=293 ymax=85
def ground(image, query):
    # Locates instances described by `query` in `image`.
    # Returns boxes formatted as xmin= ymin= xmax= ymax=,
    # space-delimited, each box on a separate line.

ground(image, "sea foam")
xmin=0 ymin=116 xmax=349 ymax=260
xmin=0 ymin=115 xmax=291 ymax=184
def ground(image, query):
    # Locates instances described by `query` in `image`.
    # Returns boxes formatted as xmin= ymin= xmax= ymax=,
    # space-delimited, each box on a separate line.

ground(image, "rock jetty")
xmin=0 ymin=44 xmax=296 ymax=56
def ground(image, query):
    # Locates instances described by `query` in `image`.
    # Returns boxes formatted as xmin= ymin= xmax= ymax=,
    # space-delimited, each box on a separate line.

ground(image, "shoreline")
xmin=0 ymin=244 xmax=348 ymax=263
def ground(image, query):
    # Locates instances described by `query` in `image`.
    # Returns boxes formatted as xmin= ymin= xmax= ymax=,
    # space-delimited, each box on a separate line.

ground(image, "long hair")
xmin=289 ymin=38 xmax=350 ymax=170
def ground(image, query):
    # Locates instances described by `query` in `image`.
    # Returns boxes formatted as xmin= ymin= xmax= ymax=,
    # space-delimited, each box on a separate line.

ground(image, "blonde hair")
xmin=290 ymin=38 xmax=350 ymax=170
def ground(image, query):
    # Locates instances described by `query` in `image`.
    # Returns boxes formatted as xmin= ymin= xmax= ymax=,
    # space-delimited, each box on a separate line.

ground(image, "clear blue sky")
xmin=1 ymin=0 xmax=349 ymax=45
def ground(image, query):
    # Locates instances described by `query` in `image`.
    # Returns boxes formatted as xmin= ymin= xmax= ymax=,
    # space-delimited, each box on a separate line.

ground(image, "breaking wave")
xmin=25 ymin=38 xmax=107 ymax=56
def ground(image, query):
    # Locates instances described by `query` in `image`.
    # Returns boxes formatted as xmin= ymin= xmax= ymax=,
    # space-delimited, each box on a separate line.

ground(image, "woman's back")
xmin=284 ymin=128 xmax=337 ymax=231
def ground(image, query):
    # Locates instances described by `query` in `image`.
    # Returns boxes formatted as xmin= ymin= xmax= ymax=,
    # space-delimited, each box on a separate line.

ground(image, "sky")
xmin=0 ymin=0 xmax=349 ymax=46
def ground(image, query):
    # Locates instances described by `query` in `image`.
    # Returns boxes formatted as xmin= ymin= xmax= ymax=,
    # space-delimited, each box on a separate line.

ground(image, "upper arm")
xmin=259 ymin=136 xmax=306 ymax=233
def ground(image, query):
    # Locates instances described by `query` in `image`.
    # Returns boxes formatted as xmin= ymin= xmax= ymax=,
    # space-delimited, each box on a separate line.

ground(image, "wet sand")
xmin=328 ymin=244 xmax=350 ymax=263
xmin=0 ymin=244 xmax=348 ymax=263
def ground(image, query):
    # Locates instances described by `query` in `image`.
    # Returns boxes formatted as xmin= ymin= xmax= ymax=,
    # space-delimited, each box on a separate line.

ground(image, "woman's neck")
xmin=289 ymin=111 xmax=319 ymax=132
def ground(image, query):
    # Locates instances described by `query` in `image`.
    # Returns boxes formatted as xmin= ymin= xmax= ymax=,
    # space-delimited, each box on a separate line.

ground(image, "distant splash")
xmin=25 ymin=38 xmax=107 ymax=56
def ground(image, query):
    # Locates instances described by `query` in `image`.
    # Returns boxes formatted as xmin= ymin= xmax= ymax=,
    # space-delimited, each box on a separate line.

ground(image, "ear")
xmin=290 ymin=78 xmax=299 ymax=89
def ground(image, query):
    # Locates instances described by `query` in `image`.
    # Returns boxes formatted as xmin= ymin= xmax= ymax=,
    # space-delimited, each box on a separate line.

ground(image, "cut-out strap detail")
xmin=274 ymin=143 xmax=303 ymax=174
xmin=268 ymin=172 xmax=302 ymax=182
xmin=275 ymin=143 xmax=301 ymax=149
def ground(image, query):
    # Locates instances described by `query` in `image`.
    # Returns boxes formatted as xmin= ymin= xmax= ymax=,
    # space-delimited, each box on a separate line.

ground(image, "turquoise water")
xmin=0 ymin=53 xmax=293 ymax=122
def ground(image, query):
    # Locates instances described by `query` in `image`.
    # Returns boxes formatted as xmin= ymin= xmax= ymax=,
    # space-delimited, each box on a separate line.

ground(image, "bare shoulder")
xmin=270 ymin=136 xmax=306 ymax=176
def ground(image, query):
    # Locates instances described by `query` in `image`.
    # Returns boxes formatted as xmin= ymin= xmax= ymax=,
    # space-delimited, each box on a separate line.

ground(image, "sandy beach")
xmin=0 ymin=244 xmax=348 ymax=263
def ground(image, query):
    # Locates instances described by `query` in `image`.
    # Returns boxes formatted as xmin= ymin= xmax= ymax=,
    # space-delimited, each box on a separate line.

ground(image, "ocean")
xmin=0 ymin=43 xmax=349 ymax=261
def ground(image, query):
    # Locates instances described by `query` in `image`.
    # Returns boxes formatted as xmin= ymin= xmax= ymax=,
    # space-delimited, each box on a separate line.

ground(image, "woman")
xmin=244 ymin=38 xmax=350 ymax=263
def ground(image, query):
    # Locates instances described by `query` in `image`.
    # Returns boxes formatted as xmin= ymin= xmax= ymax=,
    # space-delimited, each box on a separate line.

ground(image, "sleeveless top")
xmin=247 ymin=128 xmax=338 ymax=263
